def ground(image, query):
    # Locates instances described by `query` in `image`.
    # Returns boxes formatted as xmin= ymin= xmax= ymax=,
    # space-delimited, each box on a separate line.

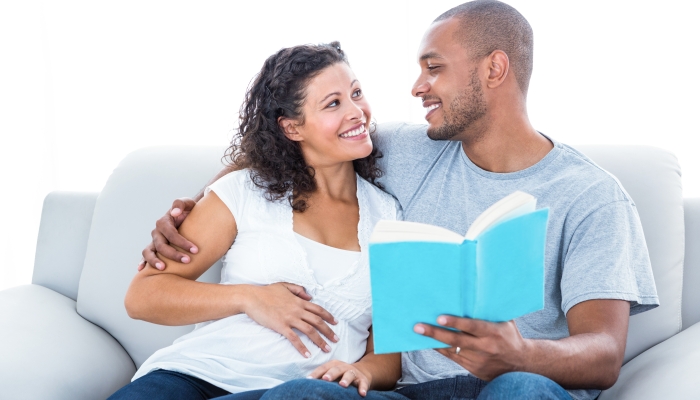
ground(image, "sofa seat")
xmin=0 ymin=285 xmax=135 ymax=399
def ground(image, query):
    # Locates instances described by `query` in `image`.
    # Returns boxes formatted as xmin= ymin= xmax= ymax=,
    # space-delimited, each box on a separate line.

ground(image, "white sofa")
xmin=0 ymin=144 xmax=698 ymax=399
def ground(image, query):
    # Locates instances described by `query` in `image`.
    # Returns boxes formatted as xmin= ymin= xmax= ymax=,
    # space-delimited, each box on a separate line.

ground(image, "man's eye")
xmin=427 ymin=65 xmax=439 ymax=71
xmin=353 ymin=89 xmax=362 ymax=97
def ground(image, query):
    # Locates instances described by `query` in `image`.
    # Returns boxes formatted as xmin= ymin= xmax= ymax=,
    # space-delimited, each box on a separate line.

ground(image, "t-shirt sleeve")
xmin=204 ymin=169 xmax=249 ymax=226
xmin=560 ymin=200 xmax=659 ymax=316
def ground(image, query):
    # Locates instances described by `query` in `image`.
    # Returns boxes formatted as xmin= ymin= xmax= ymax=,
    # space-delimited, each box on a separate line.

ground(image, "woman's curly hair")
xmin=224 ymin=41 xmax=383 ymax=212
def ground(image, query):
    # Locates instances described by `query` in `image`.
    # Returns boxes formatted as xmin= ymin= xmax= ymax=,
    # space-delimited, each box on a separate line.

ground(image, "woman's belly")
xmin=133 ymin=312 xmax=371 ymax=393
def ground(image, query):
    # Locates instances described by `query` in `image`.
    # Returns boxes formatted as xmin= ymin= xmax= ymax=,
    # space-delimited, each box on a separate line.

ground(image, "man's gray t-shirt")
xmin=373 ymin=122 xmax=659 ymax=400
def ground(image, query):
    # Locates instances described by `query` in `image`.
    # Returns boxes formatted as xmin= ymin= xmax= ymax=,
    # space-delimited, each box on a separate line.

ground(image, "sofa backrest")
xmin=77 ymin=146 xmax=226 ymax=367
xmin=575 ymin=145 xmax=684 ymax=363
xmin=33 ymin=191 xmax=99 ymax=301
xmin=682 ymin=198 xmax=700 ymax=330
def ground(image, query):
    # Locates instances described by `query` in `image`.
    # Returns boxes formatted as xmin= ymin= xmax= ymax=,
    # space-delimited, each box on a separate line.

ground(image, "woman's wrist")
xmin=230 ymin=284 xmax=258 ymax=316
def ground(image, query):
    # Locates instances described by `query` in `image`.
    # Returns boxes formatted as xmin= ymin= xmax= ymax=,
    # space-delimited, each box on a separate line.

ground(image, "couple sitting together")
xmin=109 ymin=1 xmax=658 ymax=400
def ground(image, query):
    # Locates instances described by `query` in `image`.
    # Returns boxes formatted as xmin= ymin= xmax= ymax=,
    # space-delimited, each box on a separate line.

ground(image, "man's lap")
xmin=259 ymin=372 xmax=571 ymax=400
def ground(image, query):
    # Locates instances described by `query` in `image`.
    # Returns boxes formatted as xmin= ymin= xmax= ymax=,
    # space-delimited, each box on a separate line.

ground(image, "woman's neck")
xmin=309 ymin=161 xmax=357 ymax=202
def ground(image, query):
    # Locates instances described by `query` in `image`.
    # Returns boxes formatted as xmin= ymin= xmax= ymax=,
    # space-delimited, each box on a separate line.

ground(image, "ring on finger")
xmin=455 ymin=346 xmax=461 ymax=355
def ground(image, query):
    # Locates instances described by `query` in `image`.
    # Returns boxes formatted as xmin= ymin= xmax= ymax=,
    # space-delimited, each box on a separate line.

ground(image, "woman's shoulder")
xmin=357 ymin=175 xmax=402 ymax=221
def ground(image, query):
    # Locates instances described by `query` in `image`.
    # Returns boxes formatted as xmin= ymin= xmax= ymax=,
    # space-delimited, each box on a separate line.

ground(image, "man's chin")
xmin=427 ymin=124 xmax=460 ymax=141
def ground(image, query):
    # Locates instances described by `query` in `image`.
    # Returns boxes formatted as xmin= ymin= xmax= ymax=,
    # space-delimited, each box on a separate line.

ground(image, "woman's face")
xmin=281 ymin=62 xmax=373 ymax=167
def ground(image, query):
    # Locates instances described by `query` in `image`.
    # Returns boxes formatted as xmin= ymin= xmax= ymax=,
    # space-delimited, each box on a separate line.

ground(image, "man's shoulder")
xmin=552 ymin=142 xmax=633 ymax=205
xmin=374 ymin=122 xmax=439 ymax=154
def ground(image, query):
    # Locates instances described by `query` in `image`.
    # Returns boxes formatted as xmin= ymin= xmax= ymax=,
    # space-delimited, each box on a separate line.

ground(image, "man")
xmin=141 ymin=1 xmax=658 ymax=399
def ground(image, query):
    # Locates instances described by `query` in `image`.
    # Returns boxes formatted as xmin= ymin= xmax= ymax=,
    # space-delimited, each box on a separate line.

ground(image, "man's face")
xmin=412 ymin=18 xmax=487 ymax=142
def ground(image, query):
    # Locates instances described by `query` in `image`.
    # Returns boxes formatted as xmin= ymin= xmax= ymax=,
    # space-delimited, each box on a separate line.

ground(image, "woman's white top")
xmin=133 ymin=169 xmax=400 ymax=393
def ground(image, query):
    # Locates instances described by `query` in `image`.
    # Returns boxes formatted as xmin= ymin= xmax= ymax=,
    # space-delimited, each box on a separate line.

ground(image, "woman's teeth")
xmin=425 ymin=103 xmax=441 ymax=115
xmin=339 ymin=124 xmax=366 ymax=138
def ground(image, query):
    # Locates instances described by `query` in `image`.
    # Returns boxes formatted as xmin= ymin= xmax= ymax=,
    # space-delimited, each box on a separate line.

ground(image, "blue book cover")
xmin=369 ymin=205 xmax=549 ymax=354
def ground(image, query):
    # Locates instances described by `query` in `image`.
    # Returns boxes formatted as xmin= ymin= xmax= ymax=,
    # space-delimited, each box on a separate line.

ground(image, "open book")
xmin=369 ymin=191 xmax=549 ymax=354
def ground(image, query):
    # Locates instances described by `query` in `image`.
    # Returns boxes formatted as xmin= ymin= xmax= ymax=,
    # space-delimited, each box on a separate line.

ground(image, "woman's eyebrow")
xmin=319 ymin=80 xmax=359 ymax=104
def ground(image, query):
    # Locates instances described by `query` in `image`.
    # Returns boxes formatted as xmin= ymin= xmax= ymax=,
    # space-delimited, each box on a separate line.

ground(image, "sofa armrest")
xmin=32 ymin=191 xmax=99 ymax=301
xmin=0 ymin=284 xmax=135 ymax=399
xmin=683 ymin=198 xmax=700 ymax=330
xmin=599 ymin=320 xmax=700 ymax=399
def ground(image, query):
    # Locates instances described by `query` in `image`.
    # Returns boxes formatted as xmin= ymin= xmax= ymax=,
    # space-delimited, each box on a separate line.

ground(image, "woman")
xmin=109 ymin=42 xmax=402 ymax=399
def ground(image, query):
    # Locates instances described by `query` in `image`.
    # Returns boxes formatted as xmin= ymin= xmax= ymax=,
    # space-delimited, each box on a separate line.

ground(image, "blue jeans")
xmin=107 ymin=370 xmax=268 ymax=400
xmin=259 ymin=372 xmax=572 ymax=400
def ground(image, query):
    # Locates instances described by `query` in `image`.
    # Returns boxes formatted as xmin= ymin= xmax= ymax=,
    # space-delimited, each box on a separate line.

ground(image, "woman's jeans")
xmin=108 ymin=370 xmax=571 ymax=400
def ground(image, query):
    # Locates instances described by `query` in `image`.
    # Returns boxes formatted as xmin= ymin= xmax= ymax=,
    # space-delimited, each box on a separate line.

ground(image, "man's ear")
xmin=485 ymin=50 xmax=509 ymax=89
xmin=278 ymin=117 xmax=303 ymax=142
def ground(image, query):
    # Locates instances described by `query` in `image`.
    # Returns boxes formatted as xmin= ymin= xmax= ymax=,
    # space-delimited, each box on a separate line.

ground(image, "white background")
xmin=1 ymin=1 xmax=698 ymax=291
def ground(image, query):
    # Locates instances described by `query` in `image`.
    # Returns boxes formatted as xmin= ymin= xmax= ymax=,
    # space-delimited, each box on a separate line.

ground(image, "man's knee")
xmin=478 ymin=372 xmax=571 ymax=400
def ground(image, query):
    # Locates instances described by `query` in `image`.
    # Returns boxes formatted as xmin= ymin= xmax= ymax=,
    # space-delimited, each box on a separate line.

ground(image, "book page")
xmin=370 ymin=220 xmax=464 ymax=244
xmin=465 ymin=191 xmax=536 ymax=240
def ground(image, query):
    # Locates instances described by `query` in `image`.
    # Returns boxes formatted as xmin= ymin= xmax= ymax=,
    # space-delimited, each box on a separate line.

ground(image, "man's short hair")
xmin=435 ymin=0 xmax=534 ymax=96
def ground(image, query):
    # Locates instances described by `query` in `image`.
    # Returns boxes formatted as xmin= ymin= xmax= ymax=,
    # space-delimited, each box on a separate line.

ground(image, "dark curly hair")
xmin=224 ymin=41 xmax=383 ymax=212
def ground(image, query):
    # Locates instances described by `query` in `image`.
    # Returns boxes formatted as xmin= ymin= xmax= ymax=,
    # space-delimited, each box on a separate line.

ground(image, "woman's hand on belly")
xmin=244 ymin=282 xmax=339 ymax=358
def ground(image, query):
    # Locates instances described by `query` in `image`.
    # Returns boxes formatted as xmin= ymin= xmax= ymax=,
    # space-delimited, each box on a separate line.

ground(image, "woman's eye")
xmin=327 ymin=100 xmax=339 ymax=108
xmin=352 ymin=89 xmax=362 ymax=98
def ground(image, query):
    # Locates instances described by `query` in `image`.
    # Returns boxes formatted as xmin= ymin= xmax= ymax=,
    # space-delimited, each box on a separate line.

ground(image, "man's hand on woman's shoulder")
xmin=139 ymin=197 xmax=199 ymax=271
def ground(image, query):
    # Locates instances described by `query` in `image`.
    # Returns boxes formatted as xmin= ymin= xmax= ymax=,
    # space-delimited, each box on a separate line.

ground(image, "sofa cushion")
xmin=682 ymin=198 xmax=700 ymax=330
xmin=575 ymin=145 xmax=684 ymax=363
xmin=0 ymin=285 xmax=135 ymax=399
xmin=77 ymin=146 xmax=226 ymax=367
xmin=598 ymin=320 xmax=700 ymax=399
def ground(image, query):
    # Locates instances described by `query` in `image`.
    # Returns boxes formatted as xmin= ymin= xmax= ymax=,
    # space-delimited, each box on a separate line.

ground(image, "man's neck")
xmin=461 ymin=117 xmax=552 ymax=173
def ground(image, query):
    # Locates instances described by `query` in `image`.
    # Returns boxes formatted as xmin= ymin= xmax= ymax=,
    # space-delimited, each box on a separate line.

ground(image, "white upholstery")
xmin=682 ymin=198 xmax=700 ymax=330
xmin=32 ymin=191 xmax=98 ymax=301
xmin=0 ymin=285 xmax=135 ymax=400
xmin=77 ymin=146 xmax=226 ymax=367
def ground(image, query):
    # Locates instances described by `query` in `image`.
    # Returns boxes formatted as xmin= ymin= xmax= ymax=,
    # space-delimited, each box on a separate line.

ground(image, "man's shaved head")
xmin=435 ymin=0 xmax=533 ymax=95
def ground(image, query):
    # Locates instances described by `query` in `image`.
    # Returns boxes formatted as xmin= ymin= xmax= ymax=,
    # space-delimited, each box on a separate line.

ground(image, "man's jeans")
xmin=259 ymin=372 xmax=573 ymax=400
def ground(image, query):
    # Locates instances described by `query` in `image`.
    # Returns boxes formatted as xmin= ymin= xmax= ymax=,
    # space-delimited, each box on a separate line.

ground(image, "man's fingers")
xmin=437 ymin=315 xmax=493 ymax=337
xmin=170 ymin=198 xmax=196 ymax=217
xmin=159 ymin=223 xmax=198 ymax=256
xmin=303 ymin=312 xmax=338 ymax=343
xmin=306 ymin=302 xmax=338 ymax=325
xmin=283 ymin=283 xmax=312 ymax=301
xmin=142 ymin=244 xmax=165 ymax=270
xmin=137 ymin=259 xmax=146 ymax=271
xmin=282 ymin=329 xmax=311 ymax=359
xmin=414 ymin=323 xmax=465 ymax=348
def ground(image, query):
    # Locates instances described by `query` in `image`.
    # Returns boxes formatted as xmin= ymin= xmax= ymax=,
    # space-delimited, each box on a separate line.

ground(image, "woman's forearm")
xmin=125 ymin=273 xmax=254 ymax=325
xmin=355 ymin=352 xmax=401 ymax=390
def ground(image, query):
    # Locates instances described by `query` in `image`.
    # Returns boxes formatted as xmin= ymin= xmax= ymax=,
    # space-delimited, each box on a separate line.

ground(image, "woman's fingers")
xmin=321 ymin=365 xmax=345 ymax=382
xmin=294 ymin=320 xmax=331 ymax=353
xmin=281 ymin=328 xmax=311 ymax=359
xmin=305 ymin=302 xmax=338 ymax=325
xmin=302 ymin=311 xmax=339 ymax=343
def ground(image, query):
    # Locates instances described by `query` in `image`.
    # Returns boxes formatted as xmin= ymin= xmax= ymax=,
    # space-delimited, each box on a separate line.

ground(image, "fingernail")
xmin=333 ymin=318 xmax=338 ymax=325
xmin=340 ymin=381 xmax=347 ymax=386
xmin=156 ymin=263 xmax=164 ymax=270
xmin=361 ymin=390 xmax=367 ymax=396
xmin=172 ymin=208 xmax=181 ymax=214
xmin=414 ymin=325 xmax=425 ymax=334
xmin=333 ymin=335 xmax=340 ymax=342
xmin=324 ymin=345 xmax=332 ymax=352
xmin=306 ymin=375 xmax=313 ymax=379
xmin=181 ymin=256 xmax=189 ymax=263
xmin=190 ymin=246 xmax=198 ymax=253
xmin=305 ymin=351 xmax=311 ymax=358
xmin=437 ymin=316 xmax=447 ymax=325
xmin=323 ymin=375 xmax=331 ymax=381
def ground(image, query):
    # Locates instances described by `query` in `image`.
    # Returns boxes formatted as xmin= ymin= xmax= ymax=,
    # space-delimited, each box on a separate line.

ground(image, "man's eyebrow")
xmin=419 ymin=52 xmax=444 ymax=62
xmin=319 ymin=80 xmax=359 ymax=104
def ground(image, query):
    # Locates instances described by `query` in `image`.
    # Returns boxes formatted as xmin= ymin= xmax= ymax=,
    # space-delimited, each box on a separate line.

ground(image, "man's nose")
xmin=412 ymin=77 xmax=430 ymax=98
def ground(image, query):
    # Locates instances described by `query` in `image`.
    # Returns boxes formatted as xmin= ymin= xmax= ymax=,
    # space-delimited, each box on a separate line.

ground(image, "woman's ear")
xmin=278 ymin=117 xmax=303 ymax=142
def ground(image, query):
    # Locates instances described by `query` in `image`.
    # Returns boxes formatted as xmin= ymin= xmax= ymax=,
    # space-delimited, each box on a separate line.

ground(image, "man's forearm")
xmin=520 ymin=333 xmax=624 ymax=390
